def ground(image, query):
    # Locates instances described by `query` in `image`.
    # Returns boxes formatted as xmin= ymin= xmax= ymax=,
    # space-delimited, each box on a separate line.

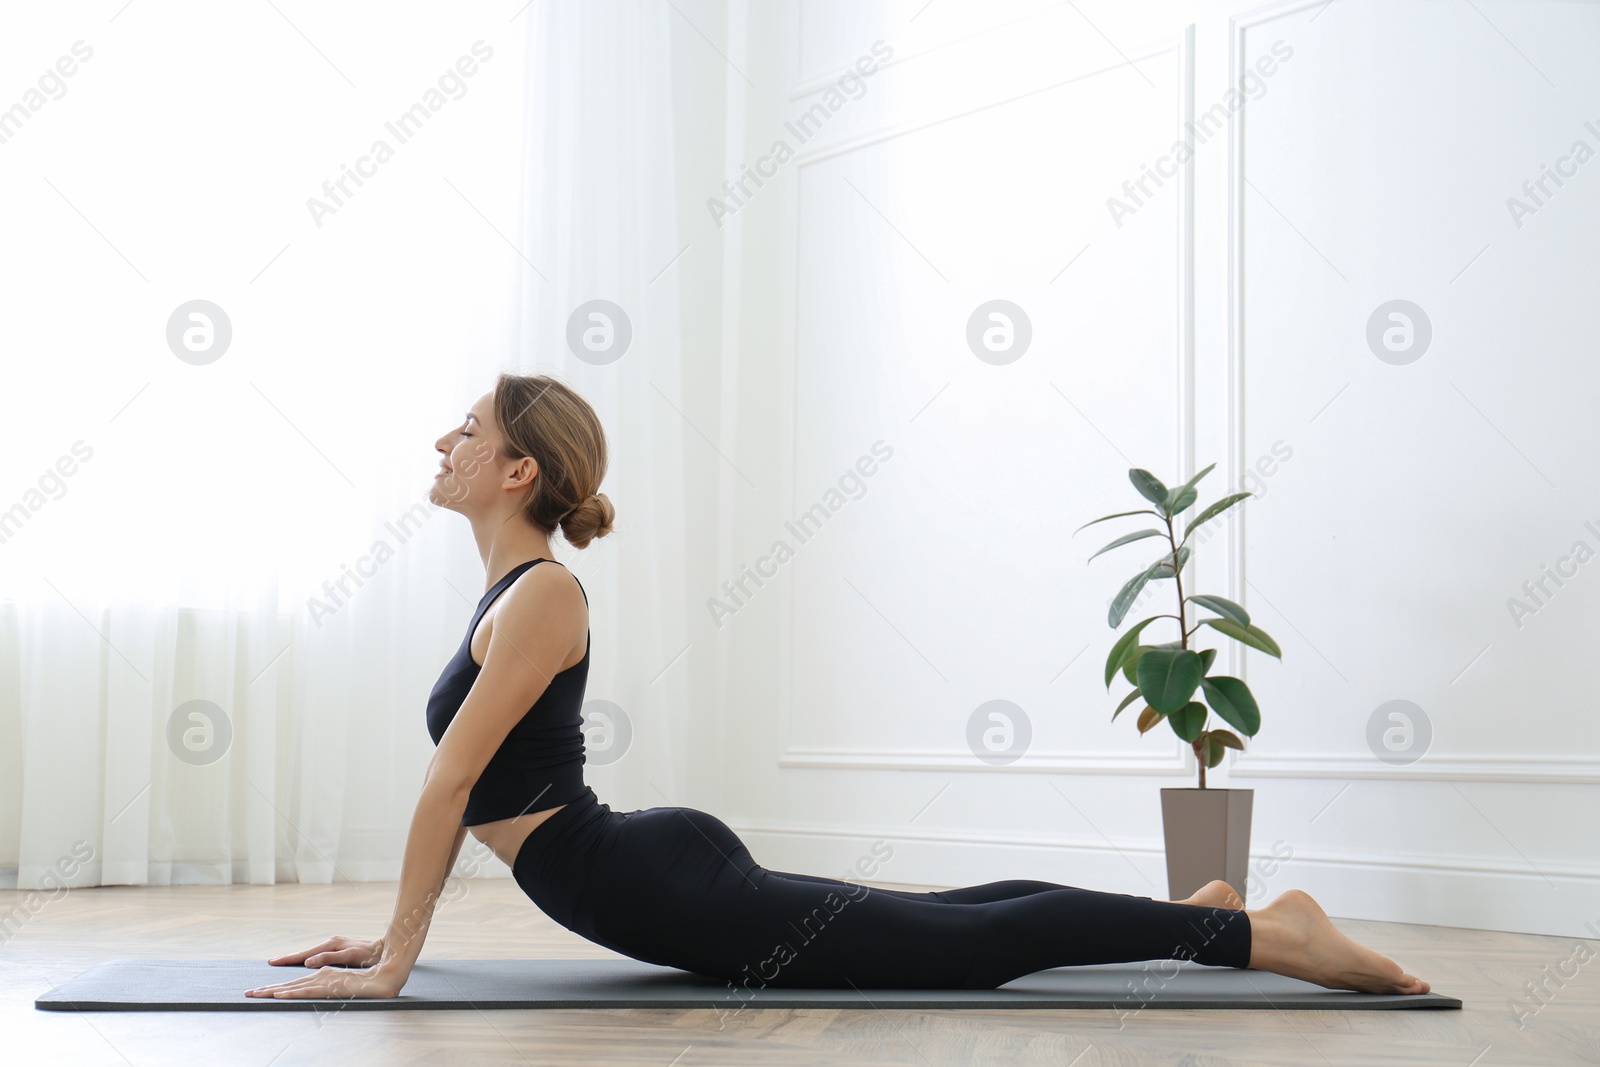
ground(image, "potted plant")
xmin=1076 ymin=462 xmax=1282 ymax=901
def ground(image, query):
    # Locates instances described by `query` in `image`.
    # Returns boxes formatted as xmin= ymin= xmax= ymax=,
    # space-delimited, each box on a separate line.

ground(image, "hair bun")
xmin=560 ymin=491 xmax=615 ymax=549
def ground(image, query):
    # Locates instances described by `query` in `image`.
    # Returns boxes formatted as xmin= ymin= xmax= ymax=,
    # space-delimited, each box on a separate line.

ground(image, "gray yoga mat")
xmin=36 ymin=957 xmax=1462 ymax=1011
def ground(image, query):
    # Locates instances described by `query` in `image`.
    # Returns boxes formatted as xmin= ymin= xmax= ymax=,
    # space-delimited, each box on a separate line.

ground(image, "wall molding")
xmin=792 ymin=0 xmax=1119 ymax=100
xmin=733 ymin=820 xmax=1600 ymax=883
xmin=790 ymin=32 xmax=1194 ymax=166
xmin=777 ymin=748 xmax=1600 ymax=783
xmin=1224 ymin=0 xmax=1332 ymax=682
xmin=1219 ymin=0 xmax=1579 ymax=786
xmin=779 ymin=746 xmax=1191 ymax=774
xmin=779 ymin=30 xmax=1198 ymax=774
xmin=1230 ymin=752 xmax=1600 ymax=784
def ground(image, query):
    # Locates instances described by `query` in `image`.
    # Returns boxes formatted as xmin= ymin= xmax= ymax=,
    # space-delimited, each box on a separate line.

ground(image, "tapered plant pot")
xmin=1160 ymin=788 xmax=1253 ymax=901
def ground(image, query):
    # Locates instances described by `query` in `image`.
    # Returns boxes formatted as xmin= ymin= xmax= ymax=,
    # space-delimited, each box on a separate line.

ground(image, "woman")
xmin=246 ymin=373 xmax=1431 ymax=1000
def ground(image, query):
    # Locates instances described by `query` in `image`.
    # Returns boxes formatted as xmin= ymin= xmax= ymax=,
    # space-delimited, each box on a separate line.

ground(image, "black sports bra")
xmin=425 ymin=558 xmax=590 ymax=826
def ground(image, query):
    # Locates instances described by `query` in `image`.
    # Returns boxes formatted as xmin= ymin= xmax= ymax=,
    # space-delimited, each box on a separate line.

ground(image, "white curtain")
xmin=1 ymin=1 xmax=694 ymax=890
xmin=513 ymin=0 xmax=694 ymax=821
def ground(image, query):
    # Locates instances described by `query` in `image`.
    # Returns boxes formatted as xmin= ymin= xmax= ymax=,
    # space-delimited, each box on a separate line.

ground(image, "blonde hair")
xmin=492 ymin=373 xmax=615 ymax=549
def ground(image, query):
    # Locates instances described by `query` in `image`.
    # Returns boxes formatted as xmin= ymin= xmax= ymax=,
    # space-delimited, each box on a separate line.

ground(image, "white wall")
xmin=6 ymin=0 xmax=1592 ymax=935
xmin=712 ymin=0 xmax=1600 ymax=937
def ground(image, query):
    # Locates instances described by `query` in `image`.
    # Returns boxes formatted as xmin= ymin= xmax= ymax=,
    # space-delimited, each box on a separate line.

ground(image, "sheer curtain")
xmin=1 ymin=1 xmax=694 ymax=891
xmin=512 ymin=0 xmax=695 ymax=822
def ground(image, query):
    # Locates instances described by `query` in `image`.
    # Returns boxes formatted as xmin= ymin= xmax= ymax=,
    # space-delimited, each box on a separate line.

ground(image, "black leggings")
xmin=511 ymin=787 xmax=1251 ymax=990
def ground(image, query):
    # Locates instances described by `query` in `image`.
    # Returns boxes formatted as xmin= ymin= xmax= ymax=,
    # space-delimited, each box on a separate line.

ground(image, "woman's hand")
xmin=245 ymin=964 xmax=404 ymax=1000
xmin=267 ymin=935 xmax=384 ymax=969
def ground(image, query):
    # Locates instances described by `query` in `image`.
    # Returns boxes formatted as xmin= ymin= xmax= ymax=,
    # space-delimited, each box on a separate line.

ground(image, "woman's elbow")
xmin=421 ymin=765 xmax=476 ymax=809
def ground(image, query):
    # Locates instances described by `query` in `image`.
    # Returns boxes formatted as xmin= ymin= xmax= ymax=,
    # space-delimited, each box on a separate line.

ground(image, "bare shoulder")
xmin=493 ymin=562 xmax=586 ymax=635
xmin=504 ymin=560 xmax=584 ymax=611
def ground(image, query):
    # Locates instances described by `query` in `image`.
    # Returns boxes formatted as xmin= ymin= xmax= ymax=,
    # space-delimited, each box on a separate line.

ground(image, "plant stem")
xmin=1165 ymin=508 xmax=1206 ymax=790
xmin=1163 ymin=514 xmax=1187 ymax=653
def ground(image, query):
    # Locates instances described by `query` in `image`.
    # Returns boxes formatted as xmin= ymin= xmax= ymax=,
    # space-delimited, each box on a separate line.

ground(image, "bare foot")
xmin=1248 ymin=889 xmax=1431 ymax=995
xmin=1172 ymin=879 xmax=1244 ymax=910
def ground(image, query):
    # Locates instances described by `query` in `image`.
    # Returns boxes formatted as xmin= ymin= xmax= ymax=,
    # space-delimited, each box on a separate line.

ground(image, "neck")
xmin=469 ymin=509 xmax=556 ymax=590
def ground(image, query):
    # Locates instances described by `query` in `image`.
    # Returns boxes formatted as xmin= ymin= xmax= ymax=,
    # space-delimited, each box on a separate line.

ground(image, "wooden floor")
xmin=2 ymin=877 xmax=1595 ymax=1066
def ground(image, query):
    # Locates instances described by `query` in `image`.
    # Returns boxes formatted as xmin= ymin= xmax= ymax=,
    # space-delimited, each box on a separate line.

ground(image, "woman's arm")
xmin=250 ymin=782 xmax=478 ymax=997
xmin=368 ymin=773 xmax=473 ymax=985
xmin=420 ymin=755 xmax=470 ymax=900
xmin=443 ymin=823 xmax=469 ymax=893
xmin=248 ymin=563 xmax=585 ymax=1000
xmin=374 ymin=565 xmax=585 ymax=984
xmin=262 ymin=812 xmax=470 ymax=976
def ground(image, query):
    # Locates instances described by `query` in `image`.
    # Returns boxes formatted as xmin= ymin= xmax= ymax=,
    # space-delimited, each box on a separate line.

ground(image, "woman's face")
xmin=431 ymin=391 xmax=525 ymax=511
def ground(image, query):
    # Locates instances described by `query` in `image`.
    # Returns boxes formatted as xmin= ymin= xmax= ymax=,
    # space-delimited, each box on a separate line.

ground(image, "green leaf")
xmin=1197 ymin=647 xmax=1217 ymax=675
xmin=1104 ymin=616 xmax=1161 ymax=688
xmin=1182 ymin=492 xmax=1253 ymax=542
xmin=1199 ymin=618 xmax=1283 ymax=659
xmin=1165 ymin=486 xmax=1198 ymax=516
xmin=1073 ymin=508 xmax=1162 ymax=535
xmin=1111 ymin=688 xmax=1144 ymax=720
xmin=1188 ymin=594 xmax=1250 ymax=628
xmin=1199 ymin=726 xmax=1245 ymax=767
xmin=1167 ymin=701 xmax=1207 ymax=742
xmin=1148 ymin=545 xmax=1190 ymax=580
xmin=1122 ymin=645 xmax=1155 ymax=686
xmin=1123 ymin=642 xmax=1178 ymax=685
xmin=1108 ymin=562 xmax=1163 ymax=628
xmin=1200 ymin=675 xmax=1261 ymax=736
xmin=1209 ymin=728 xmax=1245 ymax=750
xmin=1174 ymin=462 xmax=1218 ymax=501
xmin=1135 ymin=648 xmax=1204 ymax=714
xmin=1088 ymin=528 xmax=1167 ymax=564
xmin=1129 ymin=469 xmax=1170 ymax=510
xmin=1136 ymin=705 xmax=1165 ymax=735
